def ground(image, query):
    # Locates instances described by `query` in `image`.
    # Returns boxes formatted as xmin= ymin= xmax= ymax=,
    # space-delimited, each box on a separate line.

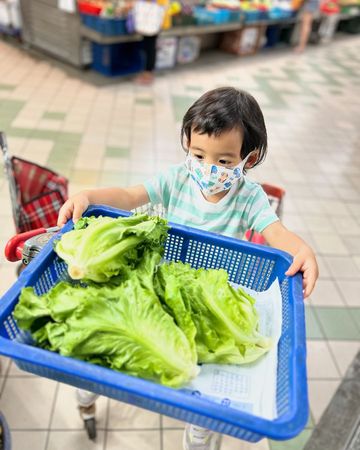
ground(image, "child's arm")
xmin=57 ymin=185 xmax=150 ymax=227
xmin=262 ymin=221 xmax=318 ymax=298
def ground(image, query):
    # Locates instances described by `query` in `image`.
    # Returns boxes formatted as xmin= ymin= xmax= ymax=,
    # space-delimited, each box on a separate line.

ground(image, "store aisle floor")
xmin=0 ymin=36 xmax=360 ymax=450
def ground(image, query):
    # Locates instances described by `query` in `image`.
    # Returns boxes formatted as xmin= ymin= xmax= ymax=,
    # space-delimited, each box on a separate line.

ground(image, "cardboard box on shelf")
xmin=220 ymin=25 xmax=266 ymax=55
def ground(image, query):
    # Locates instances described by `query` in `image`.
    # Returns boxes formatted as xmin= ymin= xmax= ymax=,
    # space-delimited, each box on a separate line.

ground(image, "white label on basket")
xmin=183 ymin=279 xmax=282 ymax=420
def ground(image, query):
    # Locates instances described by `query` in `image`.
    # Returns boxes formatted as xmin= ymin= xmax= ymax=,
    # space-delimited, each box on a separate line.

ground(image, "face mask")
xmin=185 ymin=153 xmax=251 ymax=196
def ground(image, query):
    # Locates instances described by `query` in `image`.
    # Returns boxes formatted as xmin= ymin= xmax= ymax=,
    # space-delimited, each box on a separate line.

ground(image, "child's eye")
xmin=194 ymin=154 xmax=204 ymax=160
xmin=219 ymin=160 xmax=230 ymax=165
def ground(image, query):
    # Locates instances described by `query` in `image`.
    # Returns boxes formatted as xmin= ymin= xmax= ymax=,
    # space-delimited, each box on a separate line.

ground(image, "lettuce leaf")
xmin=155 ymin=262 xmax=271 ymax=365
xmin=14 ymin=253 xmax=199 ymax=388
xmin=55 ymin=214 xmax=169 ymax=283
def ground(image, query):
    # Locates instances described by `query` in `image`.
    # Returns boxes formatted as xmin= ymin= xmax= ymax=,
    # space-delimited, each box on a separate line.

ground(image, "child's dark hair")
xmin=181 ymin=87 xmax=267 ymax=167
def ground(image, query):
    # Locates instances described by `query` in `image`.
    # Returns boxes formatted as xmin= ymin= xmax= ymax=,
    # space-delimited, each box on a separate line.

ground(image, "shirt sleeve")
xmin=246 ymin=185 xmax=279 ymax=233
xmin=143 ymin=166 xmax=177 ymax=209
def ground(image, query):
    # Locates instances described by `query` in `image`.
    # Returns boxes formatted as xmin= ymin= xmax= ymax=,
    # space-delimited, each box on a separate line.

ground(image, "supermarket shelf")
xmin=81 ymin=22 xmax=244 ymax=44
xmin=242 ymin=16 xmax=299 ymax=27
xmin=80 ymin=10 xmax=360 ymax=45
xmin=80 ymin=25 xmax=142 ymax=43
xmin=163 ymin=21 xmax=243 ymax=36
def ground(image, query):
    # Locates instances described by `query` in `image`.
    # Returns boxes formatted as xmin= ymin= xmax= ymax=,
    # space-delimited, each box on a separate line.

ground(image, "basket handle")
xmin=5 ymin=228 xmax=47 ymax=262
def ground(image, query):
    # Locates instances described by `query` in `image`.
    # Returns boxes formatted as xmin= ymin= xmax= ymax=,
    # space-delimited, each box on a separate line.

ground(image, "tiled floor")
xmin=0 ymin=35 xmax=360 ymax=450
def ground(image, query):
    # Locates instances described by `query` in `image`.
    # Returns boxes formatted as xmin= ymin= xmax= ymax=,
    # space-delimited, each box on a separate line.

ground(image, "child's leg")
xmin=76 ymin=388 xmax=99 ymax=408
xmin=183 ymin=424 xmax=222 ymax=450
xmin=295 ymin=11 xmax=314 ymax=53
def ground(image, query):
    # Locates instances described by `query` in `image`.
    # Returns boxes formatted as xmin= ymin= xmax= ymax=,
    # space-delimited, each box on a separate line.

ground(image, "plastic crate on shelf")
xmin=243 ymin=9 xmax=262 ymax=22
xmin=0 ymin=205 xmax=308 ymax=443
xmin=220 ymin=25 xmax=266 ymax=55
xmin=91 ymin=42 xmax=143 ymax=77
xmin=193 ymin=6 xmax=231 ymax=24
xmin=228 ymin=9 xmax=243 ymax=22
xmin=81 ymin=14 xmax=128 ymax=36
xmin=268 ymin=8 xmax=294 ymax=20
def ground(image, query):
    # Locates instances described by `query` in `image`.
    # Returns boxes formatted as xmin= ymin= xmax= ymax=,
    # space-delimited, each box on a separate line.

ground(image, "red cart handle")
xmin=5 ymin=228 xmax=47 ymax=262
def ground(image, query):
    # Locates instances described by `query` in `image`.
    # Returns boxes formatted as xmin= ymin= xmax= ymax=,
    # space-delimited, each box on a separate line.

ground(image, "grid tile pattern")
xmin=0 ymin=36 xmax=360 ymax=450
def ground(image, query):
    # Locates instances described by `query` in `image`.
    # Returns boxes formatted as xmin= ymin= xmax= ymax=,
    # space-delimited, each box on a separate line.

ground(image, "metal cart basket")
xmin=0 ymin=205 xmax=308 ymax=443
xmin=0 ymin=132 xmax=68 ymax=234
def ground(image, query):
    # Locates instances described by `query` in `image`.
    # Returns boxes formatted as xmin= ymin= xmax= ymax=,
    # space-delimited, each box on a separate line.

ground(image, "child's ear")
xmin=245 ymin=150 xmax=259 ymax=169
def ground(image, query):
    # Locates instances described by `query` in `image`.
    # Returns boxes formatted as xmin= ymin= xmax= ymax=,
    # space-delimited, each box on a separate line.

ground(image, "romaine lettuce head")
xmin=55 ymin=214 xmax=169 ymax=283
xmin=155 ymin=262 xmax=271 ymax=365
xmin=14 ymin=263 xmax=199 ymax=388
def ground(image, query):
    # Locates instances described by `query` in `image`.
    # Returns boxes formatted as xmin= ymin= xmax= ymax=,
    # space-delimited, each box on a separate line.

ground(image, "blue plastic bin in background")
xmin=244 ymin=10 xmax=263 ymax=22
xmin=81 ymin=14 xmax=128 ymax=36
xmin=0 ymin=205 xmax=308 ymax=442
xmin=193 ymin=7 xmax=231 ymax=24
xmin=91 ymin=42 xmax=143 ymax=77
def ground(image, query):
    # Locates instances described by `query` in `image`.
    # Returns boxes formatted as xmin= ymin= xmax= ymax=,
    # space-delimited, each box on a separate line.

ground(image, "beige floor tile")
xmin=162 ymin=429 xmax=184 ymax=450
xmin=324 ymin=256 xmax=360 ymax=280
xmin=309 ymin=279 xmax=345 ymax=307
xmin=0 ymin=356 xmax=10 ymax=376
xmin=335 ymin=280 xmax=360 ymax=307
xmin=308 ymin=380 xmax=340 ymax=423
xmin=311 ymin=233 xmax=349 ymax=256
xmin=47 ymin=430 xmax=104 ymax=450
xmin=103 ymin=158 xmax=130 ymax=172
xmin=108 ymin=401 xmax=160 ymax=429
xmin=222 ymin=435 xmax=269 ymax=450
xmin=0 ymin=377 xmax=57 ymax=429
xmin=162 ymin=415 xmax=185 ymax=429
xmin=51 ymin=384 xmax=108 ymax=430
xmin=11 ymin=431 xmax=47 ymax=450
xmin=306 ymin=341 xmax=340 ymax=379
xmin=106 ymin=430 xmax=160 ymax=450
xmin=314 ymin=255 xmax=331 ymax=279
xmin=327 ymin=340 xmax=360 ymax=377
xmin=0 ymin=265 xmax=17 ymax=297
xmin=74 ymin=155 xmax=104 ymax=171
xmin=37 ymin=119 xmax=63 ymax=131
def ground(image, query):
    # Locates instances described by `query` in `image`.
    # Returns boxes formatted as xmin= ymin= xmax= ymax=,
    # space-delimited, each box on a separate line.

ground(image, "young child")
xmin=58 ymin=86 xmax=318 ymax=298
xmin=58 ymin=86 xmax=318 ymax=449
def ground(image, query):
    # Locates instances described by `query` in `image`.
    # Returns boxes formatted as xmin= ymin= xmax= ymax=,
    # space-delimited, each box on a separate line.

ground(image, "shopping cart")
xmin=0 ymin=131 xmax=68 ymax=235
xmin=3 ymin=180 xmax=286 ymax=444
xmin=245 ymin=184 xmax=285 ymax=245
xmin=0 ymin=204 xmax=308 ymax=447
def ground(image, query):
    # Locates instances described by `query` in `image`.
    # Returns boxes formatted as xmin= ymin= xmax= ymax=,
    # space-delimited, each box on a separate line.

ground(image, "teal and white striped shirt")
xmin=144 ymin=163 xmax=278 ymax=239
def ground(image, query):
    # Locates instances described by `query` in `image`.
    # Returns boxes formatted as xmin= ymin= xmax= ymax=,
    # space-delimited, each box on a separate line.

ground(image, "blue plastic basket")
xmin=193 ymin=7 xmax=231 ymax=25
xmin=91 ymin=42 xmax=143 ymax=77
xmin=0 ymin=205 xmax=308 ymax=442
xmin=81 ymin=14 xmax=128 ymax=36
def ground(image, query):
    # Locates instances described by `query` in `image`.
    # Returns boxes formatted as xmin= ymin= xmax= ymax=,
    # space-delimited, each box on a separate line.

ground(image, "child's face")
xmin=188 ymin=128 xmax=244 ymax=168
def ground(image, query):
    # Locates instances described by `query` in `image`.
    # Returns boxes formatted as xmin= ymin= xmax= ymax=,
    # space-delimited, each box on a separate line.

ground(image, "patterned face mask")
xmin=185 ymin=153 xmax=251 ymax=196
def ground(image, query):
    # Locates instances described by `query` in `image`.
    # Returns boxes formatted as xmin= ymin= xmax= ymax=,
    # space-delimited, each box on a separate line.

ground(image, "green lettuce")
xmin=14 ymin=255 xmax=199 ymax=388
xmin=155 ymin=262 xmax=271 ymax=365
xmin=55 ymin=214 xmax=169 ymax=283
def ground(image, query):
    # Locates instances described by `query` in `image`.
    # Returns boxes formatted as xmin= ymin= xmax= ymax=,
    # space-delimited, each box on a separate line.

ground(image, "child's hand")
xmin=285 ymin=246 xmax=319 ymax=298
xmin=57 ymin=192 xmax=90 ymax=227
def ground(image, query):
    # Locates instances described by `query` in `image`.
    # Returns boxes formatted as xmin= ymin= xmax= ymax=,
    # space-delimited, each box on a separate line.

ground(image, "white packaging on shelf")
xmin=0 ymin=2 xmax=11 ymax=27
xmin=177 ymin=36 xmax=201 ymax=64
xmin=156 ymin=36 xmax=178 ymax=70
xmin=9 ymin=0 xmax=21 ymax=29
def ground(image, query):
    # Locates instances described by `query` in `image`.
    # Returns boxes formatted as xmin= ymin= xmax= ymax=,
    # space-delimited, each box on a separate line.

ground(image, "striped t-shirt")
xmin=143 ymin=163 xmax=279 ymax=239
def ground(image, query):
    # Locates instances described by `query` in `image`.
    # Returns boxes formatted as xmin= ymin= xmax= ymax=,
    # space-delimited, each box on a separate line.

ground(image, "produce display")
xmin=14 ymin=214 xmax=271 ymax=388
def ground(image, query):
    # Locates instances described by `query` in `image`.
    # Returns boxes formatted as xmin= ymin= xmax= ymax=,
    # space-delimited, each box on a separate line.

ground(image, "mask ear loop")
xmin=240 ymin=150 xmax=258 ymax=170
